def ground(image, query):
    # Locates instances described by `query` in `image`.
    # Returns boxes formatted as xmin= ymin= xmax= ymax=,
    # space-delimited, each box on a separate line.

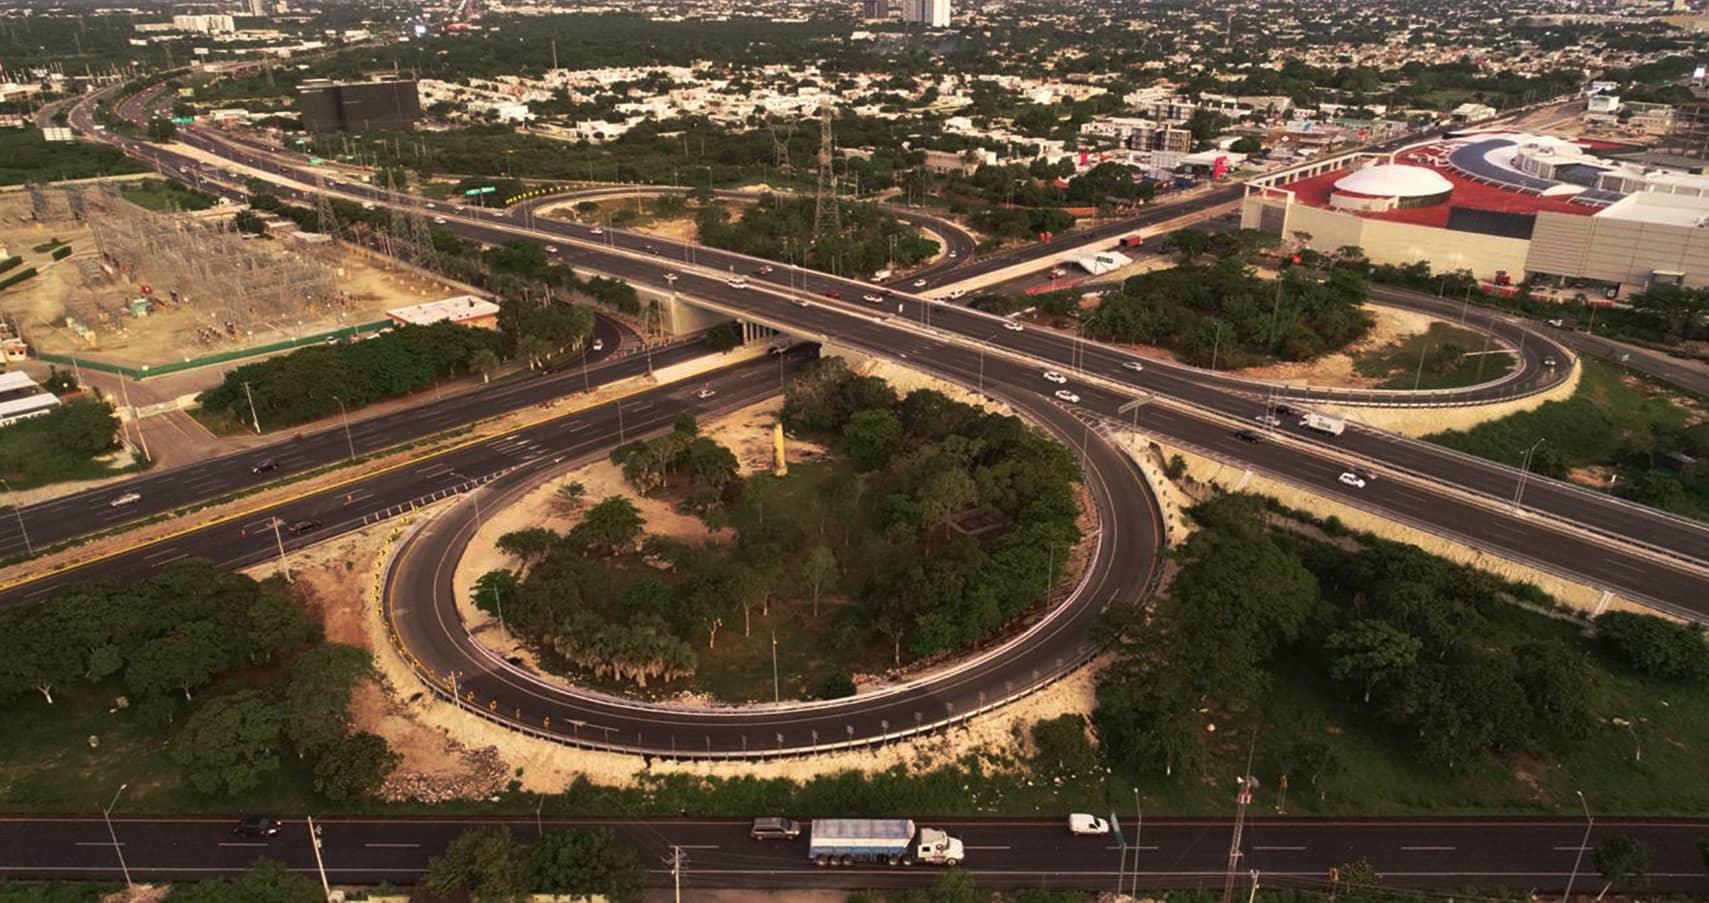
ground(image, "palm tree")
xmin=468 ymin=348 xmax=500 ymax=384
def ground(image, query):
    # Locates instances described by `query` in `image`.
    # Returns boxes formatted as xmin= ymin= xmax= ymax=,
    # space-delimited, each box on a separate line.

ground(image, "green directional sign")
xmin=171 ymin=116 xmax=193 ymax=124
xmin=308 ymin=157 xmax=326 ymax=165
xmin=463 ymin=186 xmax=497 ymax=196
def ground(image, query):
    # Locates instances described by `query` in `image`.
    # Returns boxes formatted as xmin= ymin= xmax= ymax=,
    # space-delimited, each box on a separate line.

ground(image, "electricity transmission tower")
xmin=812 ymin=105 xmax=839 ymax=239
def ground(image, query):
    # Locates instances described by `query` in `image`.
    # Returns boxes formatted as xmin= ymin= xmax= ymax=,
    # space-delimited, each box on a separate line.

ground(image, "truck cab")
xmin=915 ymin=828 xmax=964 ymax=866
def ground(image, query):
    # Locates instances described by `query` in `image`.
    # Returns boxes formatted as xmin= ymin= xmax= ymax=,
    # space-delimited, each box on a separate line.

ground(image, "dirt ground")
xmin=263 ymin=356 xmax=1112 ymax=798
xmin=1232 ymin=304 xmax=1440 ymax=388
xmin=449 ymin=396 xmax=830 ymax=686
xmin=0 ymin=191 xmax=460 ymax=369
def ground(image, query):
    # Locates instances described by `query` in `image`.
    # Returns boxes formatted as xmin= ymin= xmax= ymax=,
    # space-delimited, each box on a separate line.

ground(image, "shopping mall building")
xmin=1241 ymin=132 xmax=1709 ymax=299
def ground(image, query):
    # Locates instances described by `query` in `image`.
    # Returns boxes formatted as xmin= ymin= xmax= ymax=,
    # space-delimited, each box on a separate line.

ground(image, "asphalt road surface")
xmin=0 ymin=350 xmax=779 ymax=605
xmin=386 ymin=335 xmax=1162 ymax=756
xmin=3 ymin=815 xmax=1706 ymax=893
xmin=62 ymin=107 xmax=1709 ymax=616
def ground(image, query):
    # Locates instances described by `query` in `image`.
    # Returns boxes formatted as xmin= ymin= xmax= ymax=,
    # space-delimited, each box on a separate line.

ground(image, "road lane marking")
xmin=74 ymin=842 xmax=123 ymax=847
xmin=1554 ymin=845 xmax=1591 ymax=851
xmin=964 ymin=845 xmax=1011 ymax=850
xmin=1253 ymin=845 xmax=1306 ymax=851
xmin=1401 ymin=845 xmax=1456 ymax=851
xmin=363 ymin=842 xmax=421 ymax=849
xmin=674 ymin=844 xmax=720 ymax=850
xmin=1105 ymin=845 xmax=1160 ymax=851
xmin=149 ymin=553 xmax=189 ymax=568
xmin=217 ymin=842 xmax=268 ymax=847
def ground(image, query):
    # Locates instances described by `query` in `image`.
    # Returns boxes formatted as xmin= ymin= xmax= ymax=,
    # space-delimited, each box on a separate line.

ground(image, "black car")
xmin=286 ymin=519 xmax=323 ymax=536
xmin=234 ymin=816 xmax=280 ymax=838
xmin=1234 ymin=429 xmax=1265 ymax=443
xmin=251 ymin=458 xmax=278 ymax=474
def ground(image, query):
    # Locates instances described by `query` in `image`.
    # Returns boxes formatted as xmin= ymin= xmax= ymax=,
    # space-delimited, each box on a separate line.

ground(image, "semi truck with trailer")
xmin=807 ymin=818 xmax=965 ymax=867
xmin=1300 ymin=411 xmax=1346 ymax=436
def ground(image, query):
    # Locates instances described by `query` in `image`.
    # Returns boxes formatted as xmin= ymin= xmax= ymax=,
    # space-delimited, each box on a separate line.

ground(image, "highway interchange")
xmin=3 ymin=83 xmax=1707 ymax=893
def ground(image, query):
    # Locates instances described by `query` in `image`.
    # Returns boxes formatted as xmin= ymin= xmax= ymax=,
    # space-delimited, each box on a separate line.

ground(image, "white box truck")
xmin=807 ymin=818 xmax=965 ymax=867
xmin=1300 ymin=412 xmax=1346 ymax=436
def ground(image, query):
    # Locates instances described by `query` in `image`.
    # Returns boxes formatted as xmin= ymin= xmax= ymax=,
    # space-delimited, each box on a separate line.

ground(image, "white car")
xmin=792 ymin=298 xmax=811 ymax=308
xmin=590 ymin=226 xmax=605 ymax=235
xmin=1003 ymin=321 xmax=1024 ymax=332
xmin=1054 ymin=389 xmax=1081 ymax=404
xmin=664 ymin=273 xmax=678 ymax=283
xmin=1043 ymin=371 xmax=1068 ymax=384
xmin=695 ymin=387 xmax=716 ymax=400
xmin=948 ymin=249 xmax=958 ymax=258
xmin=1122 ymin=361 xmax=1145 ymax=372
xmin=862 ymin=293 xmax=885 ymax=303
xmin=947 ymin=288 xmax=967 ymax=299
xmin=109 ymin=491 xmax=142 ymax=508
xmin=591 ymin=339 xmax=604 ymax=351
xmin=1068 ymin=814 xmax=1110 ymax=836
xmin=432 ymin=216 xmax=447 ymax=224
xmin=1338 ymin=472 xmax=1367 ymax=489
xmin=912 ymin=278 xmax=928 ymax=288
xmin=727 ymin=276 xmax=749 ymax=289
xmin=544 ymin=245 xmax=559 ymax=253
xmin=1255 ymin=414 xmax=1281 ymax=427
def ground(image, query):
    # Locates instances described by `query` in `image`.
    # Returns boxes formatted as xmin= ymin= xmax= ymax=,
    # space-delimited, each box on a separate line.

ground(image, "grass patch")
xmin=0 ymin=130 xmax=146 ymax=185
xmin=1426 ymin=358 xmax=1709 ymax=520
xmin=118 ymin=177 xmax=218 ymax=212
xmin=0 ymin=883 xmax=126 ymax=903
xmin=1353 ymin=321 xmax=1515 ymax=390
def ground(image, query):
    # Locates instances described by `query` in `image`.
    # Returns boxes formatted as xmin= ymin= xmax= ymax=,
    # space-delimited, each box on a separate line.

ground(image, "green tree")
xmin=312 ymin=732 xmax=400 ymax=801
xmin=842 ymin=408 xmax=903 ymax=471
xmin=1334 ymin=858 xmax=1385 ymax=903
xmin=1595 ymin=611 xmax=1709 ymax=682
xmin=528 ymin=828 xmax=646 ymax=903
xmin=705 ymin=320 xmax=743 ymax=352
xmin=423 ymin=828 xmax=531 ymax=903
xmin=572 ymin=496 xmax=645 ymax=555
xmin=1326 ymin=619 xmax=1422 ymax=703
xmin=923 ymin=868 xmax=981 ymax=903
xmin=801 ymin=545 xmax=839 ymax=616
xmin=469 ymin=347 xmax=501 ymax=383
xmin=1029 ymin=714 xmax=1101 ymax=781
xmin=146 ymin=117 xmax=176 ymax=142
xmin=1594 ymin=833 xmax=1650 ymax=895
xmin=165 ymin=859 xmax=322 ymax=903
xmin=280 ymin=644 xmax=372 ymax=757
xmin=498 ymin=526 xmax=558 ymax=572
xmin=172 ymin=690 xmax=285 ymax=796
xmin=1162 ymin=228 xmax=1211 ymax=261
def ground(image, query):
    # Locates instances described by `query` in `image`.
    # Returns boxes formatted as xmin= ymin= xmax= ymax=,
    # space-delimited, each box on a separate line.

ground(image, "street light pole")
xmin=0 ymin=477 xmax=33 ymax=556
xmin=771 ymin=631 xmax=780 ymax=703
xmin=102 ymin=783 xmax=134 ymax=894
xmin=334 ymin=396 xmax=355 ymax=462
xmin=1514 ymin=437 xmax=1547 ymax=510
xmin=1563 ymin=790 xmax=1593 ymax=902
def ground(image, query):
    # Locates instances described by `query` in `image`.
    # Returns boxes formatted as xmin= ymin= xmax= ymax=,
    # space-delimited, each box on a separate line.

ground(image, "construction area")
xmin=0 ymin=186 xmax=462 ymax=372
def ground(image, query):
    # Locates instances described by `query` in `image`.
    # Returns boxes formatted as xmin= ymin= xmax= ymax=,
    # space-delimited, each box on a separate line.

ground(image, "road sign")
xmin=171 ymin=116 xmax=193 ymax=124
xmin=463 ymin=186 xmax=496 ymax=196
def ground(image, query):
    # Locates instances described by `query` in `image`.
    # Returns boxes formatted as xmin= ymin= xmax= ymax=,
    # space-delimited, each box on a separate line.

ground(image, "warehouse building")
xmin=296 ymin=77 xmax=422 ymax=133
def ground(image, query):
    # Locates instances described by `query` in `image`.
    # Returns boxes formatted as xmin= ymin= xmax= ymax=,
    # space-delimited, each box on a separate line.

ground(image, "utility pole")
xmin=666 ymin=845 xmax=688 ymax=903
xmin=334 ymin=396 xmax=355 ymax=461
xmin=1129 ymin=790 xmax=1143 ymax=897
xmin=306 ymin=815 xmax=332 ymax=902
xmin=1220 ymin=738 xmax=1260 ymax=903
xmin=1 ymin=477 xmax=33 ymax=556
xmin=270 ymin=516 xmax=292 ymax=583
xmin=1564 ymin=790 xmax=1593 ymax=902
xmin=243 ymin=380 xmax=262 ymax=433
xmin=771 ymin=631 xmax=780 ymax=703
xmin=101 ymin=783 xmax=133 ymax=895
xmin=117 ymin=377 xmax=151 ymax=462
